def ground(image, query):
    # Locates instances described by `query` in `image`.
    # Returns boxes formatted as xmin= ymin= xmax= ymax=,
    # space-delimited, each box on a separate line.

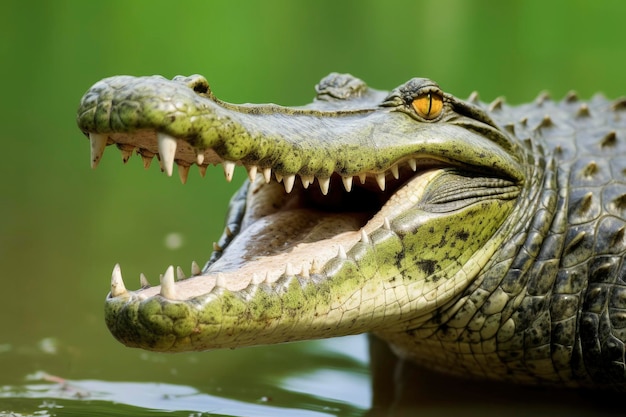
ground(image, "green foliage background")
xmin=1 ymin=0 xmax=625 ymax=414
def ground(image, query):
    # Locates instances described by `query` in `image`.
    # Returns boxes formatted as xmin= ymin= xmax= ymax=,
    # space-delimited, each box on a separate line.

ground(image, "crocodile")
xmin=76 ymin=73 xmax=626 ymax=390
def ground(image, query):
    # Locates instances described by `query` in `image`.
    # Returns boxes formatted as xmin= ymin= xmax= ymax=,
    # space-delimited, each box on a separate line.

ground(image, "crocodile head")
xmin=76 ymin=73 xmax=526 ymax=353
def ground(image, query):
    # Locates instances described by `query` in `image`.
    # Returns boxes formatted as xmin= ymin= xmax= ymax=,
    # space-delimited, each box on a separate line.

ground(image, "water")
xmin=3 ymin=1 xmax=626 ymax=416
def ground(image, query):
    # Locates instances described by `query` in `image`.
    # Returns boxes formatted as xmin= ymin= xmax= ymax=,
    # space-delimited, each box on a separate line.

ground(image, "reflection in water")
xmin=0 ymin=335 xmax=624 ymax=416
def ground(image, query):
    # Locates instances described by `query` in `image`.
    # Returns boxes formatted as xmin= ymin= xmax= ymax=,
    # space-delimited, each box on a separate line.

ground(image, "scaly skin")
xmin=77 ymin=73 xmax=626 ymax=390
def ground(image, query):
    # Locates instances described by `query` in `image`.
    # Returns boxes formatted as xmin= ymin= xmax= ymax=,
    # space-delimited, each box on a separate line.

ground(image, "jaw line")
xmin=112 ymin=169 xmax=442 ymax=302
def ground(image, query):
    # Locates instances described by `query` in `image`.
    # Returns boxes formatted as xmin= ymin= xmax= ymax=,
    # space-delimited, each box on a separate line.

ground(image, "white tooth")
xmin=89 ymin=133 xmax=108 ymax=169
xmin=408 ymin=159 xmax=417 ymax=171
xmin=285 ymin=263 xmax=294 ymax=276
xmin=383 ymin=217 xmax=391 ymax=230
xmin=216 ymin=273 xmax=227 ymax=287
xmin=198 ymin=165 xmax=207 ymax=177
xmin=311 ymin=259 xmax=322 ymax=274
xmin=141 ymin=154 xmax=153 ymax=169
xmin=176 ymin=266 xmax=186 ymax=280
xmin=341 ymin=176 xmax=353 ymax=192
xmin=263 ymin=167 xmax=272 ymax=183
xmin=358 ymin=173 xmax=367 ymax=184
xmin=110 ymin=263 xmax=127 ymax=297
xmin=178 ymin=164 xmax=190 ymax=184
xmin=318 ymin=177 xmax=330 ymax=195
xmin=360 ymin=228 xmax=370 ymax=244
xmin=157 ymin=132 xmax=177 ymax=177
xmin=337 ymin=245 xmax=347 ymax=260
xmin=247 ymin=165 xmax=258 ymax=182
xmin=275 ymin=173 xmax=283 ymax=183
xmin=191 ymin=261 xmax=201 ymax=276
xmin=196 ymin=150 xmax=205 ymax=165
xmin=120 ymin=147 xmax=134 ymax=163
xmin=391 ymin=165 xmax=399 ymax=179
xmin=160 ymin=266 xmax=177 ymax=299
xmin=225 ymin=226 xmax=234 ymax=237
xmin=283 ymin=175 xmax=295 ymax=193
xmin=301 ymin=264 xmax=310 ymax=279
xmin=301 ymin=175 xmax=313 ymax=189
xmin=376 ymin=173 xmax=386 ymax=191
xmin=139 ymin=273 xmax=150 ymax=288
xmin=223 ymin=160 xmax=236 ymax=182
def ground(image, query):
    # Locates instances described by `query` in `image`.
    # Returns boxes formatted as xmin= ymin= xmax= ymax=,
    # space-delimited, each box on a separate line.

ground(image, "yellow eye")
xmin=411 ymin=92 xmax=444 ymax=120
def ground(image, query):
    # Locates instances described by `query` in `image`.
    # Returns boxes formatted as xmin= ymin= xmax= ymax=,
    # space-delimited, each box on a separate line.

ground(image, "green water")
xmin=2 ymin=1 xmax=626 ymax=415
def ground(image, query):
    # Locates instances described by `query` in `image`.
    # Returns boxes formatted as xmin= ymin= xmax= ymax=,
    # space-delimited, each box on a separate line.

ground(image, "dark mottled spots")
xmin=612 ymin=225 xmax=626 ymax=247
xmin=563 ymin=230 xmax=586 ymax=256
xmin=537 ymin=115 xmax=554 ymax=129
xmin=456 ymin=230 xmax=470 ymax=242
xmin=600 ymin=131 xmax=617 ymax=148
xmin=613 ymin=194 xmax=626 ymax=211
xmin=564 ymin=91 xmax=579 ymax=102
xmin=611 ymin=97 xmax=626 ymax=111
xmin=576 ymin=104 xmax=590 ymax=118
xmin=417 ymin=259 xmax=437 ymax=276
xmin=576 ymin=192 xmax=594 ymax=214
xmin=582 ymin=162 xmax=599 ymax=178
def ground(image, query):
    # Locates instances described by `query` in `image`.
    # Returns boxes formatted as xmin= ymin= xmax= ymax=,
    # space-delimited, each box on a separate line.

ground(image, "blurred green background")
xmin=2 ymin=1 xmax=626 ymax=415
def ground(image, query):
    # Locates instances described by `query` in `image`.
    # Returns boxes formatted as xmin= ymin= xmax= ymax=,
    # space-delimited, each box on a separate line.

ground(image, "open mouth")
xmin=89 ymin=130 xmax=445 ymax=301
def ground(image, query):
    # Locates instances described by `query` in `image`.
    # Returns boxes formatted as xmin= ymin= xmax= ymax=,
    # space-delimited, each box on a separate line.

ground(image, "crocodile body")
xmin=76 ymin=73 xmax=626 ymax=390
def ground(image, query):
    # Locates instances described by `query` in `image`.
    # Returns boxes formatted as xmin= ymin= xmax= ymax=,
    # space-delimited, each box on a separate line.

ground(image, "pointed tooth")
xmin=408 ymin=159 xmax=417 ymax=171
xmin=213 ymin=242 xmax=223 ymax=252
xmin=337 ymin=245 xmax=347 ymax=260
xmin=301 ymin=264 xmax=310 ymax=279
xmin=198 ymin=165 xmax=207 ymax=177
xmin=341 ymin=176 xmax=353 ymax=192
xmin=89 ymin=133 xmax=108 ymax=169
xmin=110 ymin=263 xmax=127 ymax=297
xmin=263 ymin=272 xmax=272 ymax=284
xmin=376 ymin=173 xmax=386 ymax=191
xmin=120 ymin=147 xmax=134 ymax=163
xmin=178 ymin=164 xmax=190 ymax=184
xmin=311 ymin=259 xmax=322 ymax=274
xmin=176 ymin=266 xmax=186 ymax=280
xmin=358 ymin=173 xmax=367 ymax=184
xmin=383 ymin=217 xmax=391 ymax=230
xmin=195 ymin=150 xmax=205 ymax=165
xmin=360 ymin=228 xmax=370 ymax=244
xmin=263 ymin=167 xmax=272 ymax=183
xmin=160 ymin=266 xmax=176 ymax=299
xmin=285 ymin=263 xmax=295 ymax=276
xmin=222 ymin=160 xmax=236 ymax=182
xmin=139 ymin=273 xmax=150 ymax=288
xmin=216 ymin=273 xmax=227 ymax=287
xmin=247 ymin=165 xmax=258 ymax=182
xmin=157 ymin=132 xmax=177 ymax=176
xmin=283 ymin=175 xmax=295 ymax=193
xmin=225 ymin=226 xmax=234 ymax=237
xmin=301 ymin=175 xmax=313 ymax=189
xmin=141 ymin=154 xmax=153 ymax=169
xmin=318 ymin=177 xmax=330 ymax=195
xmin=191 ymin=261 xmax=201 ymax=276
xmin=275 ymin=173 xmax=283 ymax=183
xmin=391 ymin=165 xmax=399 ymax=179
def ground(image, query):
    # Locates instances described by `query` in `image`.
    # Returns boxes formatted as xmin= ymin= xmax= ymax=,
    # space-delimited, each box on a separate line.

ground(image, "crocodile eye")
xmin=412 ymin=92 xmax=444 ymax=120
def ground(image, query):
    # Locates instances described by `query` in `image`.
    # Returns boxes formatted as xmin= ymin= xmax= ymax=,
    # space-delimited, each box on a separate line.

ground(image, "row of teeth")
xmin=89 ymin=132 xmax=418 ymax=194
xmin=110 ymin=222 xmax=390 ymax=301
